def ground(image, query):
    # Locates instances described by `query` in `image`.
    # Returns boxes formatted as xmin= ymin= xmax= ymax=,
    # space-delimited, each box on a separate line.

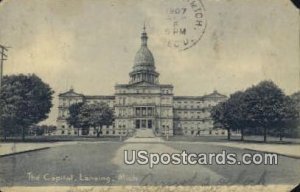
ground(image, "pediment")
xmin=59 ymin=90 xmax=84 ymax=97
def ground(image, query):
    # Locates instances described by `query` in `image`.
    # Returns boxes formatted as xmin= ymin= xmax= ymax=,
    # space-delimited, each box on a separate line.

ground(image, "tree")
xmin=243 ymin=81 xmax=293 ymax=142
xmin=211 ymin=81 xmax=298 ymax=142
xmin=211 ymin=102 xmax=230 ymax=140
xmin=290 ymin=91 xmax=300 ymax=118
xmin=66 ymin=102 xmax=114 ymax=137
xmin=290 ymin=92 xmax=300 ymax=138
xmin=0 ymin=74 xmax=54 ymax=141
xmin=227 ymin=91 xmax=248 ymax=141
xmin=211 ymin=91 xmax=247 ymax=141
xmin=84 ymin=103 xmax=114 ymax=137
xmin=274 ymin=94 xmax=299 ymax=140
xmin=0 ymin=99 xmax=17 ymax=139
xmin=66 ymin=102 xmax=85 ymax=136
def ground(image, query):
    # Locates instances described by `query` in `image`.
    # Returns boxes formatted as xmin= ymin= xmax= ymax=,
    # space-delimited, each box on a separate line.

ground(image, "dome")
xmin=129 ymin=27 xmax=159 ymax=85
xmin=132 ymin=30 xmax=155 ymax=71
xmin=133 ymin=46 xmax=155 ymax=69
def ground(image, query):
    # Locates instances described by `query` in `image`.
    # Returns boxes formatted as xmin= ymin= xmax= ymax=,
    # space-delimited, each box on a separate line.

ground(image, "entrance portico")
xmin=134 ymin=106 xmax=155 ymax=130
xmin=135 ymin=119 xmax=153 ymax=129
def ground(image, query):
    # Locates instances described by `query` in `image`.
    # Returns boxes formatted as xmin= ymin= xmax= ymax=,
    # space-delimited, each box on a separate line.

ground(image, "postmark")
xmin=164 ymin=0 xmax=207 ymax=51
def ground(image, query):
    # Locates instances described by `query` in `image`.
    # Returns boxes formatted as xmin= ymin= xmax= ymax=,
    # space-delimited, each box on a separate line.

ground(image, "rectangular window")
xmin=148 ymin=107 xmax=153 ymax=116
xmin=142 ymin=107 xmax=146 ymax=116
xmin=142 ymin=120 xmax=146 ymax=128
xmin=136 ymin=107 xmax=141 ymax=116
xmin=136 ymin=120 xmax=140 ymax=129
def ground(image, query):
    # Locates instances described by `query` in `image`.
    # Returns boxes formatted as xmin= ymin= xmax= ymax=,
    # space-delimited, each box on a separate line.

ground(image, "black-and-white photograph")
xmin=0 ymin=0 xmax=299 ymax=191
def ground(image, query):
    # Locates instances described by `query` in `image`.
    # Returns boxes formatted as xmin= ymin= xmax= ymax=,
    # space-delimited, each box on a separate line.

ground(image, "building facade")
xmin=55 ymin=29 xmax=227 ymax=137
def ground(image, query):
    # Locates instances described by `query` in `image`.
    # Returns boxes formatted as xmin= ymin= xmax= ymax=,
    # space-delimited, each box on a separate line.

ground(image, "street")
xmin=0 ymin=142 xmax=300 ymax=186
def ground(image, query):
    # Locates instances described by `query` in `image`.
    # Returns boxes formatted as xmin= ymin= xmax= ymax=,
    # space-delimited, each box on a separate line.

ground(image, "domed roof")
xmin=134 ymin=46 xmax=155 ymax=67
xmin=133 ymin=30 xmax=155 ymax=71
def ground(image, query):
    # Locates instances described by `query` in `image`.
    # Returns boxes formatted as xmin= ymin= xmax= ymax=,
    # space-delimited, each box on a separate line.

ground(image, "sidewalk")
xmin=219 ymin=142 xmax=300 ymax=158
xmin=0 ymin=142 xmax=77 ymax=157
xmin=181 ymin=141 xmax=300 ymax=159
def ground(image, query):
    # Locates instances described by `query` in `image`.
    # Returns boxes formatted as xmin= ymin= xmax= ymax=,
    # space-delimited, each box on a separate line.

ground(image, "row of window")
xmin=177 ymin=120 xmax=213 ymax=127
xmin=60 ymin=99 xmax=218 ymax=108
xmin=60 ymin=130 xmax=127 ymax=135
xmin=176 ymin=111 xmax=210 ymax=115
xmin=59 ymin=129 xmax=225 ymax=136
xmin=60 ymin=99 xmax=82 ymax=107
xmin=135 ymin=107 xmax=154 ymax=116
xmin=176 ymin=116 xmax=210 ymax=120
xmin=183 ymin=130 xmax=226 ymax=136
xmin=175 ymin=111 xmax=210 ymax=119
xmin=174 ymin=104 xmax=213 ymax=109
xmin=117 ymin=106 xmax=173 ymax=117
xmin=60 ymin=99 xmax=113 ymax=107
xmin=87 ymin=100 xmax=114 ymax=105
xmin=117 ymin=89 xmax=172 ymax=94
xmin=175 ymin=100 xmax=216 ymax=104
xmin=116 ymin=97 xmax=172 ymax=105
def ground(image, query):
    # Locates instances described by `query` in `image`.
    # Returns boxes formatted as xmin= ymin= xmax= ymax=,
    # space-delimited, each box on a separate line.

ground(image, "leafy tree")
xmin=274 ymin=94 xmax=299 ymax=140
xmin=0 ymin=74 xmax=54 ymax=141
xmin=66 ymin=102 xmax=114 ymax=137
xmin=66 ymin=102 xmax=85 ymax=136
xmin=211 ymin=102 xmax=230 ymax=140
xmin=211 ymin=81 xmax=298 ymax=142
xmin=227 ymin=91 xmax=248 ymax=141
xmin=290 ymin=91 xmax=300 ymax=138
xmin=83 ymin=103 xmax=114 ymax=137
xmin=290 ymin=91 xmax=300 ymax=117
xmin=243 ymin=81 xmax=295 ymax=142
xmin=211 ymin=91 xmax=247 ymax=141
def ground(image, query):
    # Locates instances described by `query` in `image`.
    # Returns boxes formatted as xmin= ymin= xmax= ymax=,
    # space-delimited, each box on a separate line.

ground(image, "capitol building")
xmin=55 ymin=28 xmax=227 ymax=137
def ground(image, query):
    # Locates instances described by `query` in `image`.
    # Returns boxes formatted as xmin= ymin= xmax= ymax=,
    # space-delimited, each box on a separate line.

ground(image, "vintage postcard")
xmin=0 ymin=0 xmax=300 ymax=191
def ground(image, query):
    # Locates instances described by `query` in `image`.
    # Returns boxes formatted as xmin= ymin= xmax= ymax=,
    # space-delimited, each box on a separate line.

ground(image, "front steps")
xmin=124 ymin=137 xmax=164 ymax=143
xmin=124 ymin=129 xmax=164 ymax=143
xmin=135 ymin=129 xmax=155 ymax=138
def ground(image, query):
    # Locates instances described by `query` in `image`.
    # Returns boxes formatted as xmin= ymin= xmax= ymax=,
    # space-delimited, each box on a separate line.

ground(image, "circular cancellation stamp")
xmin=164 ymin=0 xmax=207 ymax=51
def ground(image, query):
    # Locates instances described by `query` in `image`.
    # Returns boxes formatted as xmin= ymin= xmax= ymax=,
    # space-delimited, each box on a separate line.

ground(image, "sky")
xmin=0 ymin=0 xmax=299 ymax=125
